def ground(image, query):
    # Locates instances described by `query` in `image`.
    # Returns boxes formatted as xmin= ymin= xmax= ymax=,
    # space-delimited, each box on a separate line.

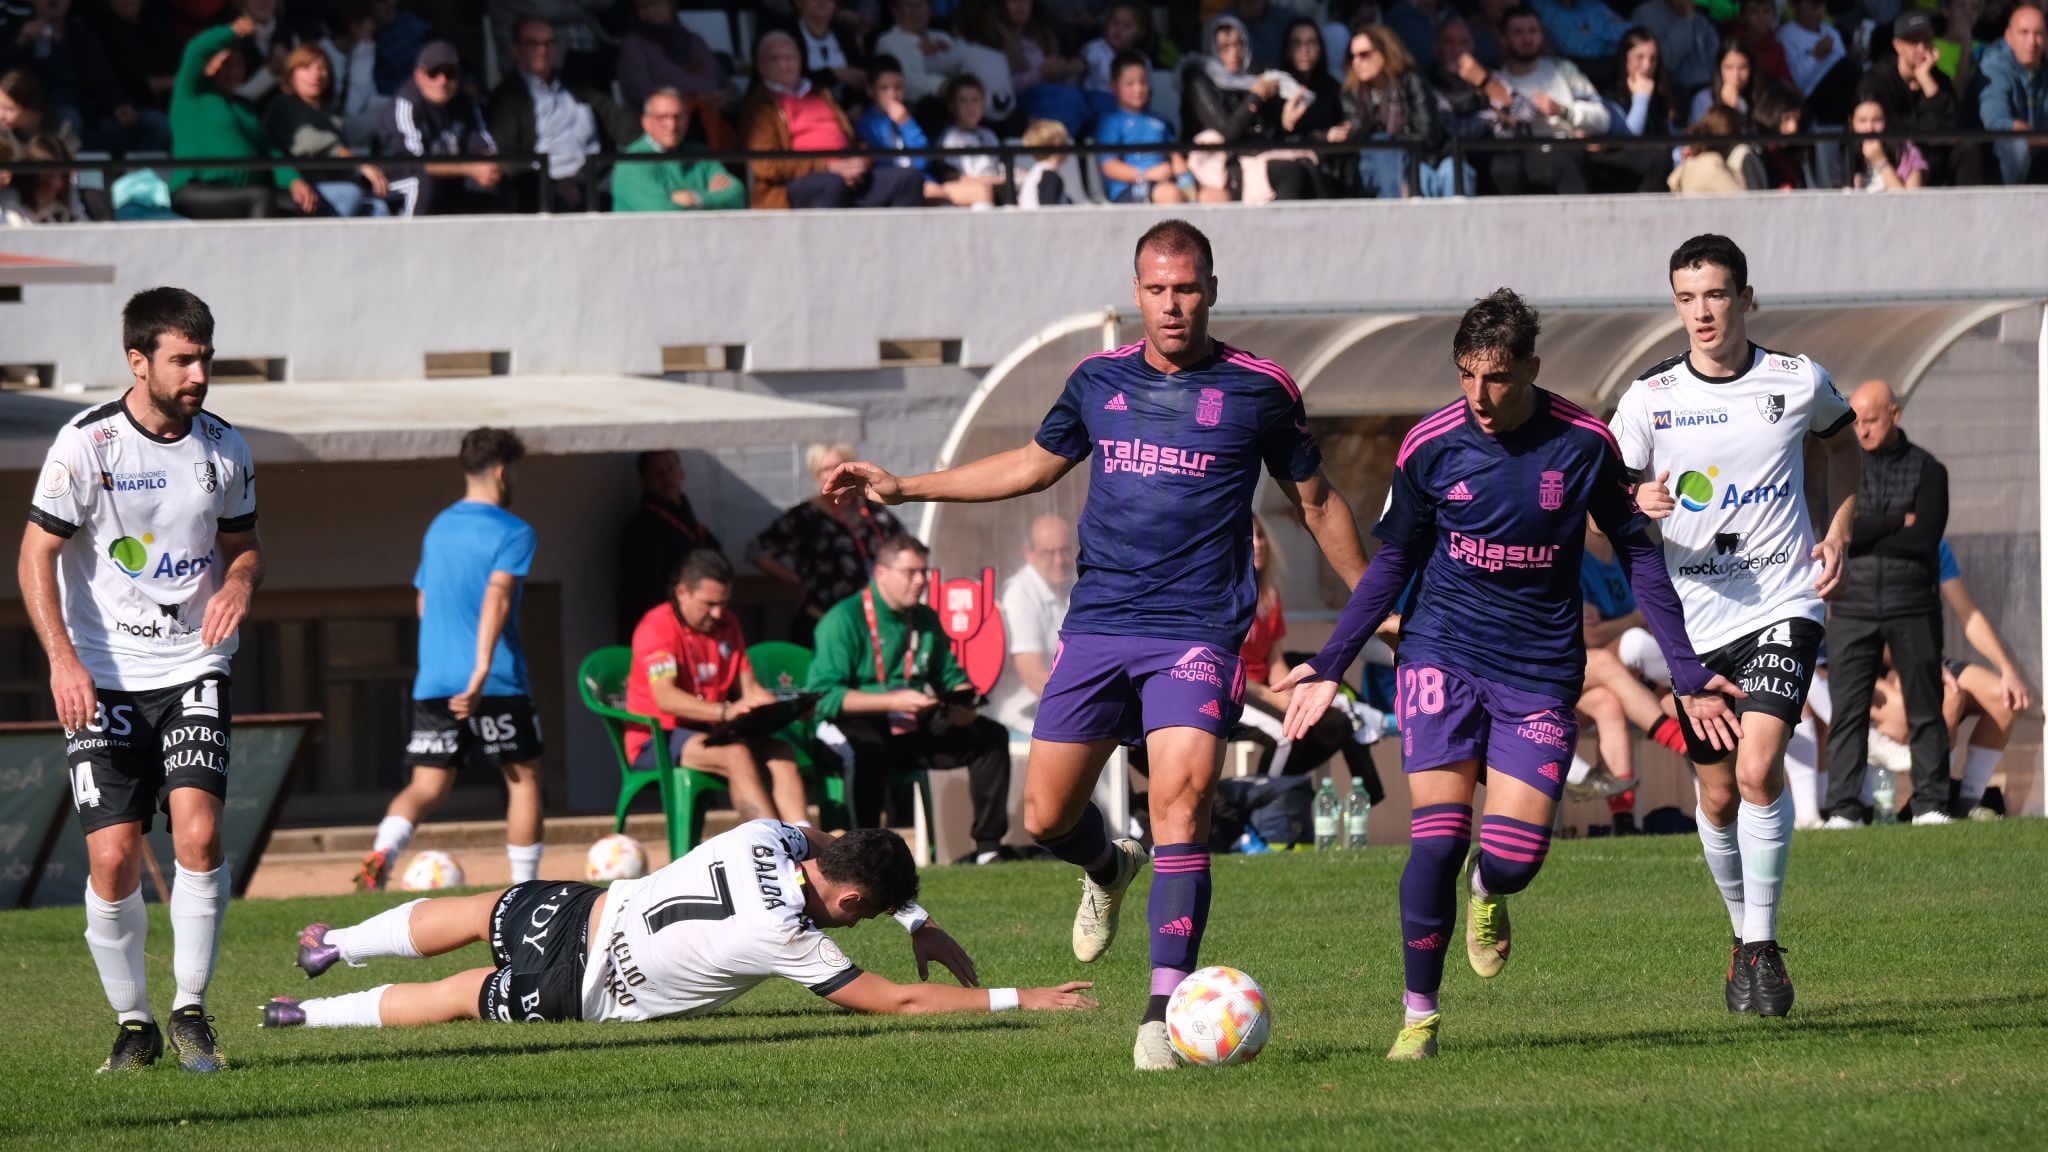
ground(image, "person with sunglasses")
xmin=375 ymin=40 xmax=503 ymax=216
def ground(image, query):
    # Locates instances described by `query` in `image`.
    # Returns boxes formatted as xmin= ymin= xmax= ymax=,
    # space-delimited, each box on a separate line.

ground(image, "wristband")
xmin=892 ymin=901 xmax=930 ymax=934
xmin=988 ymin=987 xmax=1019 ymax=1013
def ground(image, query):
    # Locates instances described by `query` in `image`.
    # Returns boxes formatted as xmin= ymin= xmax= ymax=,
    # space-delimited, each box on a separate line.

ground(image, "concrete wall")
xmin=4 ymin=192 xmax=2044 ymax=385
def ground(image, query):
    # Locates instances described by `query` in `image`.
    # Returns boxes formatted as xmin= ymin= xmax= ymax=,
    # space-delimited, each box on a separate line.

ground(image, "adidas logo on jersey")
xmin=1104 ymin=393 xmax=1129 ymax=411
xmin=1445 ymin=482 xmax=1474 ymax=502
xmin=1198 ymin=699 xmax=1222 ymax=718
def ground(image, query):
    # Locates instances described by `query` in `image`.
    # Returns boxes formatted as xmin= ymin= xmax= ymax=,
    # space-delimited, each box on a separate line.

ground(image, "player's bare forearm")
xmin=898 ymin=444 xmax=1074 ymax=504
xmin=17 ymin=525 xmax=78 ymax=667
xmin=218 ymin=530 xmax=265 ymax=593
xmin=468 ymin=575 xmax=516 ymax=690
xmin=1290 ymin=474 xmax=1368 ymax=588
xmin=649 ymin=677 xmax=727 ymax=726
xmin=1825 ymin=493 xmax=1855 ymax=546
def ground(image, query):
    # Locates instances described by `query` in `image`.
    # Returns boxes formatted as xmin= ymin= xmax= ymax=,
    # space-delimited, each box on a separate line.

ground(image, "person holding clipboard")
xmin=805 ymin=534 xmax=1016 ymax=864
xmin=627 ymin=550 xmax=813 ymax=825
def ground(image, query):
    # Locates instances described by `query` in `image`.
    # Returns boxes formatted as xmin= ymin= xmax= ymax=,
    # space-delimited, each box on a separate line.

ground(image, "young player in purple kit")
xmin=821 ymin=220 xmax=1370 ymax=1070
xmin=1277 ymin=289 xmax=1744 ymax=1061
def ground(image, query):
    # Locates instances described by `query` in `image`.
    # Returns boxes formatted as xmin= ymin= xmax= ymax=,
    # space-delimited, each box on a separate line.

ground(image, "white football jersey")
xmin=27 ymin=398 xmax=258 ymax=692
xmin=581 ymin=820 xmax=861 ymax=1023
xmin=1610 ymin=345 xmax=1851 ymax=653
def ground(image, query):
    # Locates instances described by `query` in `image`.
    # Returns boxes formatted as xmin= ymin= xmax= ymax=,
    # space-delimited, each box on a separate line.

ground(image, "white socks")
xmin=1784 ymin=715 xmax=1821 ymax=828
xmin=84 ymin=885 xmax=151 ymax=1023
xmin=1736 ymin=788 xmax=1794 ymax=944
xmin=508 ymin=843 xmax=544 ymax=884
xmin=1960 ymin=746 xmax=2002 ymax=803
xmin=329 ymin=899 xmax=425 ymax=965
xmin=1696 ymin=812 xmax=1746 ymax=938
xmin=302 ymin=985 xmax=391 ymax=1028
xmin=373 ymin=816 xmax=416 ymax=855
xmin=170 ymin=862 xmax=229 ymax=1012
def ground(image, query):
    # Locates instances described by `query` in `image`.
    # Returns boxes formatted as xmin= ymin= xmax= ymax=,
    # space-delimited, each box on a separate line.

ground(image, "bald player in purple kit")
xmin=821 ymin=220 xmax=1369 ymax=1070
xmin=1278 ymin=289 xmax=1745 ymax=1061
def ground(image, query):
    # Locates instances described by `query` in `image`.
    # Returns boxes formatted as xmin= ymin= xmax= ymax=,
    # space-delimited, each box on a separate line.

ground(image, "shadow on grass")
xmin=1278 ymin=992 xmax=2048 ymax=1066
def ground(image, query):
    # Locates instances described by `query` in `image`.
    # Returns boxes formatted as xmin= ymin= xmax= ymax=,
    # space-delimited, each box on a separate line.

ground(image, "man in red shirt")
xmin=738 ymin=30 xmax=924 ymax=209
xmin=627 ymin=549 xmax=811 ymax=823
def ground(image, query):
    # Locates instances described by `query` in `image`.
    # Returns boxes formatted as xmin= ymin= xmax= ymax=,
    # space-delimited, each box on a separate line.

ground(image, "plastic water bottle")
xmin=1344 ymin=782 xmax=1371 ymax=849
xmin=1872 ymin=767 xmax=1897 ymax=824
xmin=1314 ymin=778 xmax=1340 ymax=851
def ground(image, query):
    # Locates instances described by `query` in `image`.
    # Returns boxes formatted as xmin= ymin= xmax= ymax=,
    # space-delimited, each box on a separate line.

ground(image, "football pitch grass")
xmin=4 ymin=821 xmax=2047 ymax=1151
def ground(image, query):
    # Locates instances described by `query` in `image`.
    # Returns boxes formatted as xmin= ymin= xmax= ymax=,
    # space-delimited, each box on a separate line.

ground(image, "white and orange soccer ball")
xmin=585 ymin=833 xmax=649 ymax=882
xmin=400 ymin=850 xmax=465 ymax=891
xmin=1166 ymin=965 xmax=1271 ymax=1066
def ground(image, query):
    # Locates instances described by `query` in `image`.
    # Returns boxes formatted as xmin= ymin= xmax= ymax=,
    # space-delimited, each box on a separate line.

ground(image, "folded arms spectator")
xmin=375 ymin=40 xmax=503 ymax=216
xmin=611 ymin=87 xmax=743 ymax=212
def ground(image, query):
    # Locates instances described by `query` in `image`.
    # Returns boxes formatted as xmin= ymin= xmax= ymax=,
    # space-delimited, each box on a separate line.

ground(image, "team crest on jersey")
xmin=1538 ymin=471 xmax=1565 ymax=511
xmin=1756 ymin=394 xmax=1785 ymax=424
xmin=194 ymin=463 xmax=218 ymax=492
xmin=1196 ymin=388 xmax=1224 ymax=427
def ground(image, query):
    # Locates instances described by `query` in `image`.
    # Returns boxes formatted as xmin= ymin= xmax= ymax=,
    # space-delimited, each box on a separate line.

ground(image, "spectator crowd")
xmin=0 ymin=0 xmax=2041 ymax=221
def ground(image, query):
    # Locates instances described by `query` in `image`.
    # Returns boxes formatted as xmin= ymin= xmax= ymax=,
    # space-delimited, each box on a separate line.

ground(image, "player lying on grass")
xmin=262 ymin=822 xmax=1096 ymax=1029
xmin=1276 ymin=288 xmax=1742 ymax=1061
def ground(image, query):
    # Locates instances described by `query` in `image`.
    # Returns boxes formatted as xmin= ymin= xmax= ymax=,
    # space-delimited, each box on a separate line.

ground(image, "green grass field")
xmin=5 ymin=822 xmax=2047 ymax=1151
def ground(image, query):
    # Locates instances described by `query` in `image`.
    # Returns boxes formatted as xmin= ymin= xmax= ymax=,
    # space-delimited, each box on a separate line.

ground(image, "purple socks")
xmin=1477 ymin=814 xmax=1551 ymax=896
xmin=1035 ymin=803 xmax=1121 ymax=886
xmin=1144 ymin=843 xmax=1211 ymax=1022
xmin=1400 ymin=803 xmax=1472 ymax=1014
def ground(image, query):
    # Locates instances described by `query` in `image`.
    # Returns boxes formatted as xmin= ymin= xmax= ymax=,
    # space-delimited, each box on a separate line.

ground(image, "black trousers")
xmin=1488 ymin=148 xmax=1589 ymax=195
xmin=1825 ymin=611 xmax=1949 ymax=819
xmin=787 ymin=166 xmax=925 ymax=209
xmin=170 ymin=181 xmax=313 ymax=219
xmin=1235 ymin=699 xmax=1384 ymax=803
xmin=831 ymin=713 xmax=1012 ymax=853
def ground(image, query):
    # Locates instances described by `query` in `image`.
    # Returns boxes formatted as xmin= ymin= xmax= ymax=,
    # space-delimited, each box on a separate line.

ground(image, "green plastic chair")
xmin=746 ymin=641 xmax=850 ymax=829
xmin=577 ymin=646 xmax=727 ymax=861
xmin=747 ymin=640 xmax=936 ymax=861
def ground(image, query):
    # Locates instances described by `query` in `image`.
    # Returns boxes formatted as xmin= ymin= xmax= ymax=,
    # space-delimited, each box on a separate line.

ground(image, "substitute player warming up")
xmin=819 ymin=220 xmax=1369 ymax=1069
xmin=265 ymin=823 xmax=1095 ymax=1028
xmin=1612 ymin=234 xmax=1855 ymax=1018
xmin=1276 ymin=289 xmax=1741 ymax=1060
xmin=20 ymin=288 xmax=263 ymax=1073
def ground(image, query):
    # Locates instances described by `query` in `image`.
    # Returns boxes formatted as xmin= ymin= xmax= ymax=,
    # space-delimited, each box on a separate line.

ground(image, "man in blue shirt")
xmin=1276 ymin=289 xmax=1740 ymax=1060
xmin=1096 ymin=53 xmax=1191 ymax=203
xmin=821 ymin=220 xmax=1369 ymax=1070
xmin=358 ymin=428 xmax=544 ymax=891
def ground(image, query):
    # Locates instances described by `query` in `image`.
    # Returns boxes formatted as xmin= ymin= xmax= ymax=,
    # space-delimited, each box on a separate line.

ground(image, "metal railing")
xmin=0 ymin=129 xmax=2035 ymax=215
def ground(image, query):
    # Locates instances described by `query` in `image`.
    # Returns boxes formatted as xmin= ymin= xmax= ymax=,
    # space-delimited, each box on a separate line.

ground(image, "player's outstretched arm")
xmin=1272 ymin=539 xmax=1421 ymax=739
xmin=1279 ymin=472 xmax=1368 ymax=588
xmin=18 ymin=522 xmax=94 ymax=732
xmin=821 ymin=444 xmax=1077 ymax=508
xmin=824 ymin=972 xmax=1096 ymax=1015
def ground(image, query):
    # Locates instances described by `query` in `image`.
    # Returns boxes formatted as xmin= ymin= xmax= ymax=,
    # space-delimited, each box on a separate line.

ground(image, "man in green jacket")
xmin=805 ymin=534 xmax=1014 ymax=863
xmin=169 ymin=16 xmax=316 ymax=218
xmin=611 ymin=88 xmax=745 ymax=212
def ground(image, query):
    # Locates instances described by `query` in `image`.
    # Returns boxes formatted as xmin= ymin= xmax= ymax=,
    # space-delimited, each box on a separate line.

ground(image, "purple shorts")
xmin=1033 ymin=632 xmax=1245 ymax=745
xmin=1395 ymin=662 xmax=1575 ymax=800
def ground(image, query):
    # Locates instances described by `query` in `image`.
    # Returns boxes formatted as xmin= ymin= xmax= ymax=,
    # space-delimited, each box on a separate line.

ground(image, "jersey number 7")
xmin=641 ymin=862 xmax=735 ymax=932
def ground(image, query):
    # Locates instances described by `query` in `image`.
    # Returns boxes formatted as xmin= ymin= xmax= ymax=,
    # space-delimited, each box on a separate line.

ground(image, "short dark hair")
xmin=1110 ymin=49 xmax=1149 ymax=82
xmin=1669 ymin=233 xmax=1748 ymax=291
xmin=868 ymin=53 xmax=903 ymax=82
xmin=459 ymin=427 xmax=526 ymax=475
xmin=943 ymin=72 xmax=983 ymax=102
xmin=1451 ymin=288 xmax=1542 ymax=364
xmin=1501 ymin=3 xmax=1542 ymax=28
xmin=875 ymin=533 xmax=929 ymax=566
xmin=816 ymin=829 xmax=920 ymax=911
xmin=674 ymin=547 xmax=733 ymax=590
xmin=635 ymin=449 xmax=675 ymax=479
xmin=1133 ymin=219 xmax=1213 ymax=279
xmin=123 ymin=287 xmax=215 ymax=359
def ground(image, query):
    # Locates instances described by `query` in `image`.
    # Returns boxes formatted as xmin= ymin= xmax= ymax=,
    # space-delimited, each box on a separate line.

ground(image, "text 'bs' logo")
xmin=1196 ymin=388 xmax=1224 ymax=427
xmin=1675 ymin=468 xmax=1719 ymax=512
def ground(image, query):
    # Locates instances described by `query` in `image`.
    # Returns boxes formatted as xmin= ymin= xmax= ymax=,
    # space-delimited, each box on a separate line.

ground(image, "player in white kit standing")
xmin=19 ymin=288 xmax=263 ymax=1071
xmin=1609 ymin=235 xmax=1854 ymax=1017
xmin=265 ymin=824 xmax=1097 ymax=1028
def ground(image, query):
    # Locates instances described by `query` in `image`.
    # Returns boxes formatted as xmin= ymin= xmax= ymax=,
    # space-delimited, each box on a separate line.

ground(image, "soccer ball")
xmin=585 ymin=833 xmax=648 ymax=882
xmin=1166 ymin=966 xmax=1271 ymax=1066
xmin=400 ymin=850 xmax=465 ymax=891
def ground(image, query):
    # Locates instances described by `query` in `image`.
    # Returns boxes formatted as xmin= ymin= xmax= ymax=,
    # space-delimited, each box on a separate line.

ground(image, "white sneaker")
xmin=1821 ymin=815 xmax=1862 ymax=830
xmin=1133 ymin=1020 xmax=1178 ymax=1071
xmin=1072 ymin=838 xmax=1147 ymax=963
xmin=1911 ymin=811 xmax=1955 ymax=826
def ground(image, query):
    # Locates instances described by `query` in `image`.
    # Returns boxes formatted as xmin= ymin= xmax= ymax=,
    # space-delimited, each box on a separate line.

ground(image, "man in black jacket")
xmin=1858 ymin=13 xmax=1962 ymax=183
xmin=486 ymin=17 xmax=634 ymax=212
xmin=1824 ymin=379 xmax=1952 ymax=825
